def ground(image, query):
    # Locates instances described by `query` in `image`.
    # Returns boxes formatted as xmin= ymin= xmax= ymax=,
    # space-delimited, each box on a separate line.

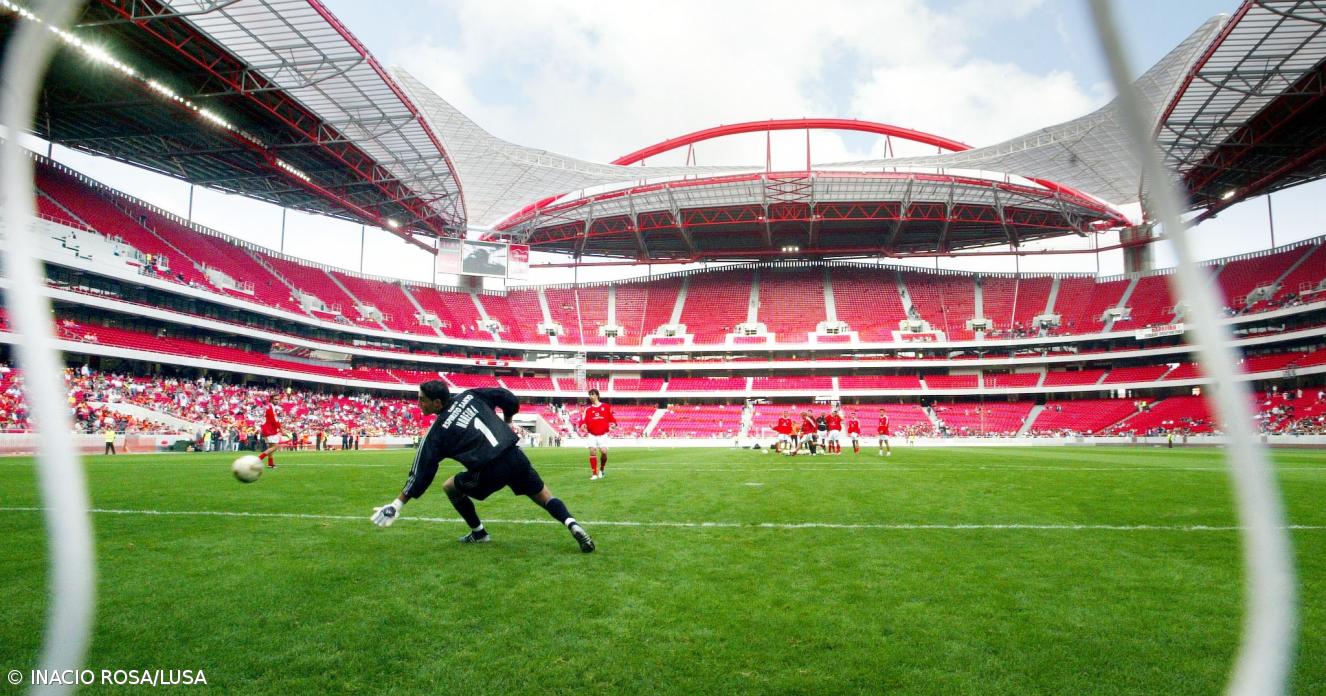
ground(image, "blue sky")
xmin=46 ymin=0 xmax=1323 ymax=284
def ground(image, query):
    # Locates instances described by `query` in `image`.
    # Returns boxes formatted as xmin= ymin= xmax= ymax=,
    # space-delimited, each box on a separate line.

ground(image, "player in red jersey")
xmin=580 ymin=389 xmax=617 ymax=480
xmin=773 ymin=411 xmax=794 ymax=454
xmin=825 ymin=409 xmax=844 ymax=455
xmin=800 ymin=411 xmax=820 ymax=455
xmin=846 ymin=412 xmax=862 ymax=454
xmin=258 ymin=403 xmax=285 ymax=468
xmin=876 ymin=409 xmax=892 ymax=457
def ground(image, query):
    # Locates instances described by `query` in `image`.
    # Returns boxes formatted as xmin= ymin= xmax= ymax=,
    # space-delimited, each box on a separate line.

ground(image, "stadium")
xmin=1 ymin=0 xmax=1325 ymax=693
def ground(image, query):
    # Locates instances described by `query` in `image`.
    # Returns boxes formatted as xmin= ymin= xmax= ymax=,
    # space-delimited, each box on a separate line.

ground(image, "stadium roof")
xmin=402 ymin=1 xmax=1326 ymax=262
xmin=8 ymin=0 xmax=1324 ymax=262
xmin=4 ymin=0 xmax=464 ymax=249
xmin=1157 ymin=0 xmax=1326 ymax=218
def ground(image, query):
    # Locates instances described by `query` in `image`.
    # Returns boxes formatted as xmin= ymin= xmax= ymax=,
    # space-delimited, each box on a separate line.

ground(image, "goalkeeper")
xmin=370 ymin=381 xmax=595 ymax=553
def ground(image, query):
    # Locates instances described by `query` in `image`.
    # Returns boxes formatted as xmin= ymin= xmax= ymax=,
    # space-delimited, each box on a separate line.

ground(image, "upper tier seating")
xmin=30 ymin=159 xmax=1326 ymax=349
xmin=831 ymin=267 xmax=908 ymax=341
xmin=1101 ymin=365 xmax=1170 ymax=384
xmin=258 ymin=254 xmax=378 ymax=328
xmin=36 ymin=167 xmax=215 ymax=290
xmin=613 ymin=378 xmax=667 ymax=392
xmin=1276 ymin=244 xmax=1326 ymax=302
xmin=479 ymin=291 xmax=548 ymax=344
xmin=757 ymin=267 xmax=826 ymax=341
xmin=133 ymin=210 xmax=305 ymax=315
xmin=35 ymin=193 xmax=83 ymax=227
xmin=838 ymin=375 xmax=924 ymax=390
xmin=924 ymin=374 xmax=979 ymax=389
xmin=983 ymin=372 xmax=1041 ymax=388
xmin=405 ymin=284 xmax=486 ymax=338
xmin=1012 ymin=276 xmax=1055 ymax=329
xmin=545 ymin=287 xmax=610 ymax=344
xmin=1215 ymin=246 xmax=1311 ymax=308
xmin=331 ymin=272 xmax=423 ymax=334
xmin=445 ymin=373 xmax=501 ymax=389
xmin=1043 ymin=369 xmax=1107 ymax=386
xmin=980 ymin=276 xmax=1017 ymax=331
xmin=666 ymin=377 xmax=747 ymax=392
xmin=678 ymin=269 xmax=754 ymax=344
xmin=1112 ymin=275 xmax=1176 ymax=330
xmin=904 ymin=272 xmax=976 ymax=340
xmin=614 ymin=277 xmax=684 ymax=344
xmin=499 ymin=376 xmax=556 ymax=391
xmin=751 ymin=376 xmax=833 ymax=391
xmin=1055 ymin=277 xmax=1127 ymax=334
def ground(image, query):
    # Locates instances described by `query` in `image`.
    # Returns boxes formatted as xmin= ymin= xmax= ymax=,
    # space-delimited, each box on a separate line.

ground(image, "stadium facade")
xmin=2 ymin=0 xmax=1326 ymax=440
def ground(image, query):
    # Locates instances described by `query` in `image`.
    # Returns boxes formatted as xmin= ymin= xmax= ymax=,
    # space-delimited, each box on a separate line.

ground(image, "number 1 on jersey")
xmin=473 ymin=418 xmax=499 ymax=446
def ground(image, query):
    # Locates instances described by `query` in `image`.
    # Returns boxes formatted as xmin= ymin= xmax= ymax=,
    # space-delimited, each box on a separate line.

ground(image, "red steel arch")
xmin=610 ymin=118 xmax=972 ymax=165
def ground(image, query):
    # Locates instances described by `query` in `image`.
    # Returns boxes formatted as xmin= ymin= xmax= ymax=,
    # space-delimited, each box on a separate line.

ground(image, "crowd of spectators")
xmin=0 ymin=363 xmax=428 ymax=442
xmin=3 ymin=362 xmax=1325 ymax=442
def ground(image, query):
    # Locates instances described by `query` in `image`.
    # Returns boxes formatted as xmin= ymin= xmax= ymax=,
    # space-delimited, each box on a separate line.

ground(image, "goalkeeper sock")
xmin=542 ymin=497 xmax=573 ymax=526
xmin=447 ymin=490 xmax=482 ymax=529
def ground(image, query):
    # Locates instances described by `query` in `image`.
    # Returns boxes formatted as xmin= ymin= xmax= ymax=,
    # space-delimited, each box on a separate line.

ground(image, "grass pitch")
xmin=2 ymin=445 xmax=1325 ymax=694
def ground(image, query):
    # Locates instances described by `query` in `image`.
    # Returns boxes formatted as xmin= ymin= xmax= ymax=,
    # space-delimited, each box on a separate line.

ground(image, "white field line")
xmin=2 ymin=506 xmax=1325 ymax=532
xmin=1 ymin=459 xmax=1323 ymax=474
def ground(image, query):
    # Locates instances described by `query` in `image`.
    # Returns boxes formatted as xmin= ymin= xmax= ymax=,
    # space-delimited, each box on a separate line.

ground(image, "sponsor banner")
xmin=436 ymin=238 xmax=463 ymax=275
xmin=1135 ymin=323 xmax=1186 ymax=340
xmin=462 ymin=240 xmax=509 ymax=278
xmin=508 ymin=244 xmax=530 ymax=280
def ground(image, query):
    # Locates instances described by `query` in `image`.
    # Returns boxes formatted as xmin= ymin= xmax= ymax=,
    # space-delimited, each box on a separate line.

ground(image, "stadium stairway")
xmin=1043 ymin=276 xmax=1062 ymax=316
xmin=535 ymin=288 xmax=558 ymax=345
xmin=973 ymin=276 xmax=985 ymax=334
xmin=1017 ymin=404 xmax=1046 ymax=436
xmin=246 ymin=250 xmax=315 ymax=319
xmin=326 ymin=271 xmax=390 ymax=332
xmin=90 ymin=400 xmax=201 ymax=432
xmin=894 ymin=271 xmax=916 ymax=319
xmin=643 ymin=408 xmax=669 ymax=436
xmin=822 ymin=267 xmax=837 ymax=322
xmin=924 ymin=405 xmax=942 ymax=431
xmin=668 ymin=276 xmax=690 ymax=327
xmin=398 ymin=284 xmax=446 ymax=337
xmin=468 ymin=292 xmax=496 ymax=339
xmin=1107 ymin=276 xmax=1141 ymax=331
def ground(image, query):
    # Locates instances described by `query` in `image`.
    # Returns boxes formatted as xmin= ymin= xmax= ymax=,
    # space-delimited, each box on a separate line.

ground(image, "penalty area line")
xmin=1 ymin=507 xmax=1325 ymax=532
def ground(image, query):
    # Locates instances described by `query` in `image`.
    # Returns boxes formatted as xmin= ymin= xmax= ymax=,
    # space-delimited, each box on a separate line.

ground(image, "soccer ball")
xmin=232 ymin=455 xmax=262 ymax=483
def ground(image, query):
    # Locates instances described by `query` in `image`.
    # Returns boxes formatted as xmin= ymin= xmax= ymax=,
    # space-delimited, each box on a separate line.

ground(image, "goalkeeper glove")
xmin=371 ymin=499 xmax=404 ymax=527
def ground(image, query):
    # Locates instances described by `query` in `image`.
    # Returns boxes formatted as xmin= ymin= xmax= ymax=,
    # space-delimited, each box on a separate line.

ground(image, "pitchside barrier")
xmin=0 ymin=433 xmax=418 ymax=456
xmin=2 ymin=433 xmax=1322 ymax=457
xmin=561 ymin=435 xmax=1326 ymax=449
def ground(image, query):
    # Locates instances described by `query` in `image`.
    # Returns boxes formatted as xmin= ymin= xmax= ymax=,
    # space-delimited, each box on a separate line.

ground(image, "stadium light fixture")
xmin=2 ymin=2 xmax=248 ymax=139
xmin=274 ymin=158 xmax=312 ymax=183
xmin=386 ymin=218 xmax=400 ymax=229
xmin=1222 ymin=189 xmax=1237 ymax=200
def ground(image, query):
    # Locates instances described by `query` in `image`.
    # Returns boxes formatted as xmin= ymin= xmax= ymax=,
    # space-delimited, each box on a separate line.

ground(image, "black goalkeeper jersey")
xmin=403 ymin=388 xmax=520 ymax=499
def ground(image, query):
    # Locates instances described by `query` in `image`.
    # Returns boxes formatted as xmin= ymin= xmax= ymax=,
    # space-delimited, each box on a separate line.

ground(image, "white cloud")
xmin=849 ymin=61 xmax=1102 ymax=148
xmin=397 ymin=0 xmax=994 ymax=165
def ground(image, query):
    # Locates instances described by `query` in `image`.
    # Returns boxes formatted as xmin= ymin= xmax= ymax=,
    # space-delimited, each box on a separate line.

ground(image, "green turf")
xmin=1 ymin=445 xmax=1325 ymax=694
